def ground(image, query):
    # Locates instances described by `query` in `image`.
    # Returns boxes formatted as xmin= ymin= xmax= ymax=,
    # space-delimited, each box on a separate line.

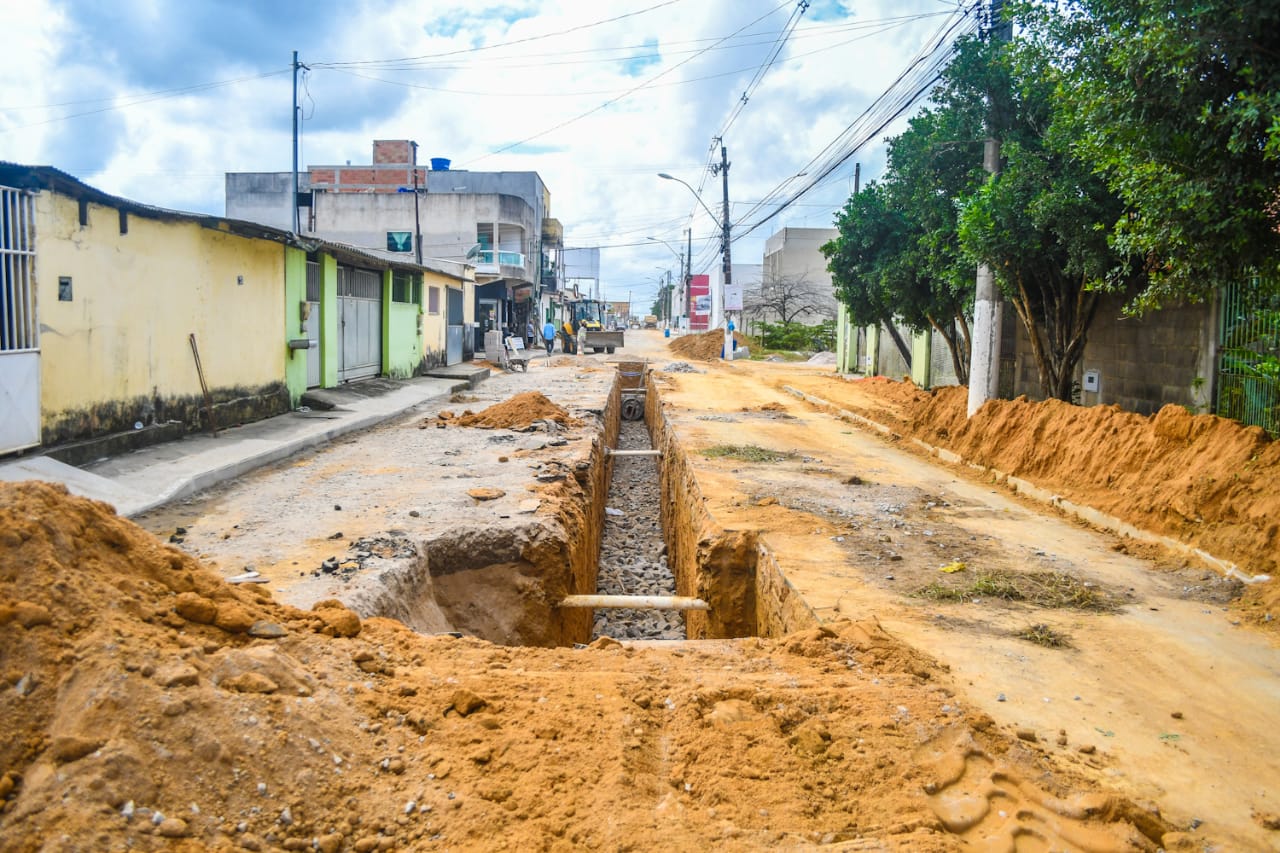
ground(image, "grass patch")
xmin=1013 ymin=623 xmax=1072 ymax=648
xmin=702 ymin=444 xmax=792 ymax=463
xmin=913 ymin=569 xmax=1113 ymax=611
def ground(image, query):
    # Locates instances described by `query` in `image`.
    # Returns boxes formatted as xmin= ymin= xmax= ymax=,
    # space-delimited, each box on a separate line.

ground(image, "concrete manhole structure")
xmin=336 ymin=361 xmax=816 ymax=646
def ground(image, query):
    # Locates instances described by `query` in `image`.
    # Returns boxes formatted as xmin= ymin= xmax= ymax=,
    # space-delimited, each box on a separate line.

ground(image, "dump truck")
xmin=643 ymin=315 xmax=658 ymax=329
xmin=567 ymin=299 xmax=624 ymax=353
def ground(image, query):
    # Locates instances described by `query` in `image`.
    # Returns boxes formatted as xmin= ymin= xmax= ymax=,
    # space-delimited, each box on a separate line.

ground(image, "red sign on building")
xmin=688 ymin=274 xmax=711 ymax=331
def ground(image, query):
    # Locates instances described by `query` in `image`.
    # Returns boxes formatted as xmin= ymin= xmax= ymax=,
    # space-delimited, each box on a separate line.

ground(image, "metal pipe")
xmin=559 ymin=595 xmax=709 ymax=611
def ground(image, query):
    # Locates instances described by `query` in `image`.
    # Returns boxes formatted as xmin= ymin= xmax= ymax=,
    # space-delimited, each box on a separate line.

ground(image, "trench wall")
xmin=646 ymin=369 xmax=817 ymax=639
xmin=335 ymin=380 xmax=618 ymax=647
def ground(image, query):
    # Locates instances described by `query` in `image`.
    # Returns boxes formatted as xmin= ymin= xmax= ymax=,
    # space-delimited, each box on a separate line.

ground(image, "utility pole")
xmin=685 ymin=227 xmax=692 ymax=326
xmin=967 ymin=0 xmax=1011 ymax=416
xmin=291 ymin=51 xmax=311 ymax=235
xmin=711 ymin=139 xmax=734 ymax=360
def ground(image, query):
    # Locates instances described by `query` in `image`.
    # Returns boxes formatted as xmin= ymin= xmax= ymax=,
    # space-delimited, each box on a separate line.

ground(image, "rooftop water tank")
xmin=430 ymin=157 xmax=451 ymax=171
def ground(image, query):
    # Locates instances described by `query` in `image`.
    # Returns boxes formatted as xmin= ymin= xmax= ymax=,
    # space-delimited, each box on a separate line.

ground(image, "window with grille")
xmin=392 ymin=270 xmax=414 ymax=303
xmin=428 ymin=286 xmax=441 ymax=314
xmin=1 ymin=187 xmax=37 ymax=352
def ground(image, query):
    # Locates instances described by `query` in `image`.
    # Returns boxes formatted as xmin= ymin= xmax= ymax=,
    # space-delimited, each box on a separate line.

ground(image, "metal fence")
xmin=1216 ymin=273 xmax=1280 ymax=436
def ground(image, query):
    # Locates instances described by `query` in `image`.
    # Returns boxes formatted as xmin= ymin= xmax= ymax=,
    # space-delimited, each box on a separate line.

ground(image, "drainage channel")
xmin=334 ymin=362 xmax=816 ymax=647
xmin=590 ymin=414 xmax=684 ymax=640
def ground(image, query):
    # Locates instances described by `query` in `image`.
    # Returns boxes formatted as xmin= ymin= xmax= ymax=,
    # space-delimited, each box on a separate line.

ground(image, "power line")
xmin=313 ymin=0 xmax=687 ymax=69
xmin=0 ymin=69 xmax=291 ymax=134
xmin=459 ymin=1 xmax=794 ymax=168
xmin=729 ymin=2 xmax=981 ymax=242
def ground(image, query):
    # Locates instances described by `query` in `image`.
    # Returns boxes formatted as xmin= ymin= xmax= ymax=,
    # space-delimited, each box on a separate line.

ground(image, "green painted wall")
xmin=283 ymin=246 xmax=308 ymax=404
xmin=385 ymin=272 xmax=425 ymax=379
xmin=320 ymin=255 xmax=339 ymax=387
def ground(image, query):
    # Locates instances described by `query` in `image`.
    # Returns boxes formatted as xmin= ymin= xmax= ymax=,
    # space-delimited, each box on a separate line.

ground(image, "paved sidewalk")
xmin=0 ymin=374 xmax=477 ymax=517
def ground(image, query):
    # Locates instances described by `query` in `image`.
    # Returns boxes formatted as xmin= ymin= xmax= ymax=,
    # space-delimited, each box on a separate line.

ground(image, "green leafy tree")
xmin=877 ymin=104 xmax=988 ymax=384
xmin=949 ymin=33 xmax=1138 ymax=400
xmin=1012 ymin=0 xmax=1280 ymax=309
xmin=822 ymin=183 xmax=915 ymax=368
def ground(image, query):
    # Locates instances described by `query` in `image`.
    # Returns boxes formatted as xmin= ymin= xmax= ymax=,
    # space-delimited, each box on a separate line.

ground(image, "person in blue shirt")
xmin=542 ymin=320 xmax=556 ymax=353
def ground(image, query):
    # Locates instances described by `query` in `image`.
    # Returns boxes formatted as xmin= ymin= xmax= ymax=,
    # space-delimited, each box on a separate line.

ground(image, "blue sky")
xmin=0 ymin=0 xmax=972 ymax=311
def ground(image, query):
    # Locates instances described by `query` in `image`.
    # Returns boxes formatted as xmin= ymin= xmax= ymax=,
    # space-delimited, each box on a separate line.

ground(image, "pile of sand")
xmin=0 ymin=481 xmax=1171 ymax=850
xmin=667 ymin=330 xmax=748 ymax=362
xmin=448 ymin=391 xmax=579 ymax=430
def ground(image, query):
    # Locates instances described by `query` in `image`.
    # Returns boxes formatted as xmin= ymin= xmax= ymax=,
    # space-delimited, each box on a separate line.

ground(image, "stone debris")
xmin=312 ymin=534 xmax=416 ymax=581
xmin=593 ymin=419 xmax=683 ymax=641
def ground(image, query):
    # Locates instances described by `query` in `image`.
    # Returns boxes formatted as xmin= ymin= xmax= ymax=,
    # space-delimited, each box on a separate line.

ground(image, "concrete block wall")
xmin=1008 ymin=293 xmax=1215 ymax=414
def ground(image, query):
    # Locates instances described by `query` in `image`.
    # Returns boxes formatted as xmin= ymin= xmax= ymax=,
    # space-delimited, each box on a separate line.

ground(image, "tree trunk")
xmin=882 ymin=319 xmax=913 ymax=370
xmin=927 ymin=314 xmax=969 ymax=385
xmin=1009 ymin=271 xmax=1101 ymax=402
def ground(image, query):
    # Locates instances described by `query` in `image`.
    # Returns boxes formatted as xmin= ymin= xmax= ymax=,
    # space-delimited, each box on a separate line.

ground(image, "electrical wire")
xmin=728 ymin=1 xmax=982 ymax=244
xmin=0 ymin=69 xmax=291 ymax=134
xmin=320 ymin=15 xmax=935 ymax=100
xmin=715 ymin=0 xmax=809 ymax=142
xmin=313 ymin=0 xmax=687 ymax=69
xmin=458 ymin=0 xmax=794 ymax=168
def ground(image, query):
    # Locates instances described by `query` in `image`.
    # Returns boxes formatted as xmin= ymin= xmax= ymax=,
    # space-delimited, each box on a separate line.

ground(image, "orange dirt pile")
xmin=451 ymin=391 xmax=579 ymax=430
xmin=0 ymin=482 xmax=1171 ymax=851
xmin=667 ymin=330 xmax=748 ymax=362
xmin=783 ymin=375 xmax=1280 ymax=628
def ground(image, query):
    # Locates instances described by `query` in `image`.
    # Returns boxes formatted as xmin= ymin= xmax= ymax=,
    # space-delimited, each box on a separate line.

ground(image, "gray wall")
xmin=1008 ymin=293 xmax=1216 ymax=414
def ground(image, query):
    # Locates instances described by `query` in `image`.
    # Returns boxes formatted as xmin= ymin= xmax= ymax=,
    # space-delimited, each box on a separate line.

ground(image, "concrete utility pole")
xmin=967 ymin=0 xmax=1011 ymax=417
xmin=291 ymin=50 xmax=301 ymax=235
xmin=712 ymin=139 xmax=734 ymax=361
xmin=685 ymin=227 xmax=692 ymax=325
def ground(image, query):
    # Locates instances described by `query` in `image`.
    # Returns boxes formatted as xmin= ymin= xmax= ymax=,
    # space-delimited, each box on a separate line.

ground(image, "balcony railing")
xmin=473 ymin=250 xmax=525 ymax=270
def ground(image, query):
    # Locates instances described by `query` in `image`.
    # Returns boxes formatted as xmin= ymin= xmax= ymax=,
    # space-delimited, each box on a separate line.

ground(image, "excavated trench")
xmin=346 ymin=362 xmax=816 ymax=646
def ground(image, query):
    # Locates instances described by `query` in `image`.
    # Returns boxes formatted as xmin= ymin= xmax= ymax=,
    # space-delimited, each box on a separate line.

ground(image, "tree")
xmin=1012 ymin=0 xmax=1280 ymax=310
xmin=946 ymin=33 xmax=1139 ymax=400
xmin=742 ymin=273 xmax=835 ymax=327
xmin=822 ymin=184 xmax=915 ymax=368
xmin=876 ymin=104 xmax=988 ymax=384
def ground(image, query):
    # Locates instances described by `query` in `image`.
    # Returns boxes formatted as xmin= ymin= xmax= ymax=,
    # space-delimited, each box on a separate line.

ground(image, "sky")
xmin=0 ymin=0 xmax=978 ymax=312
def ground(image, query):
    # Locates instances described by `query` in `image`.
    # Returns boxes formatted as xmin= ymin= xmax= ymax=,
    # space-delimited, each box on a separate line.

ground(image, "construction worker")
xmin=560 ymin=317 xmax=576 ymax=354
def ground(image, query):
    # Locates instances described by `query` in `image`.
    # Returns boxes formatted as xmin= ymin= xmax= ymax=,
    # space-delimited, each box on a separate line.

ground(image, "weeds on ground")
xmin=913 ymin=569 xmax=1113 ymax=611
xmin=702 ymin=444 xmax=792 ymax=463
xmin=1013 ymin=623 xmax=1072 ymax=648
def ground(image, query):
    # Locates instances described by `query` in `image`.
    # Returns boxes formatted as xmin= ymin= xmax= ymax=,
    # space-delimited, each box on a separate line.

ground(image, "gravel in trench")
xmin=592 ymin=417 xmax=683 ymax=640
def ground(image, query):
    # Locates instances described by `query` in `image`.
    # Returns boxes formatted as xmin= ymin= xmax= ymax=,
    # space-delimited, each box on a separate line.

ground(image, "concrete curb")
xmin=118 ymin=379 xmax=474 ymax=517
xmin=781 ymin=385 xmax=1271 ymax=585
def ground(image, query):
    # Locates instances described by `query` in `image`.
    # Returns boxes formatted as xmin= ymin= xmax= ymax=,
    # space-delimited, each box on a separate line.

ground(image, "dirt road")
xmin=4 ymin=330 xmax=1276 ymax=850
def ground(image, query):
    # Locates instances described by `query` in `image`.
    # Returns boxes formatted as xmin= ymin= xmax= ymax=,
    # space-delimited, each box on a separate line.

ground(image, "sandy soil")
xmin=3 ymin=331 xmax=1277 ymax=850
xmin=650 ymin=353 xmax=1280 ymax=849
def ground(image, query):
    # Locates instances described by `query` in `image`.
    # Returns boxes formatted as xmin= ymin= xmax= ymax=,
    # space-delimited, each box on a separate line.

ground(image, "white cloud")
xmin=0 ymin=0 xmax=975 ymax=309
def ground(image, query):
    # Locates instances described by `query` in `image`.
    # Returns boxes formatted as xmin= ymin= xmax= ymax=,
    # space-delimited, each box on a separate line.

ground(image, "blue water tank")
xmin=430 ymin=157 xmax=451 ymax=171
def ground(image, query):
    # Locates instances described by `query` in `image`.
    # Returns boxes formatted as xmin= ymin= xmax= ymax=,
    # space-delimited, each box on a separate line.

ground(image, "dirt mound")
xmin=0 ymin=481 xmax=1171 ymax=850
xmin=782 ymin=375 xmax=1280 ymax=629
xmin=450 ymin=391 xmax=579 ymax=430
xmin=668 ymin=330 xmax=748 ymax=361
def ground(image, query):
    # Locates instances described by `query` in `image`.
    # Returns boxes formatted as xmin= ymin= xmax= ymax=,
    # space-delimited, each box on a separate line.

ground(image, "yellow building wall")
xmin=37 ymin=191 xmax=288 ymax=441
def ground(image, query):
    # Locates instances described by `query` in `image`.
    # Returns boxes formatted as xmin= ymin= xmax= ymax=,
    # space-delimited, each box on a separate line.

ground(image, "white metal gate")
xmin=304 ymin=260 xmax=321 ymax=388
xmin=0 ymin=186 xmax=39 ymax=454
xmin=338 ymin=265 xmax=382 ymax=382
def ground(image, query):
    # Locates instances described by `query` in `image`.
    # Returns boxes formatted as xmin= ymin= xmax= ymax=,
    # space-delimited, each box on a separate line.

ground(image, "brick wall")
xmin=373 ymin=139 xmax=412 ymax=164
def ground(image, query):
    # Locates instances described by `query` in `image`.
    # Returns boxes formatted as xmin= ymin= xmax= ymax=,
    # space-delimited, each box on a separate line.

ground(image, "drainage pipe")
xmin=605 ymin=449 xmax=662 ymax=457
xmin=560 ymin=594 xmax=709 ymax=611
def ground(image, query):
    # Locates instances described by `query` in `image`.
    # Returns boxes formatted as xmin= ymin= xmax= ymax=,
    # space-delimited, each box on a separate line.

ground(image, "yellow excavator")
xmin=565 ymin=299 xmax=624 ymax=353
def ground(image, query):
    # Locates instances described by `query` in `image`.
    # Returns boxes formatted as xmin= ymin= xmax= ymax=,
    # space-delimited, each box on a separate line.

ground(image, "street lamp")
xmin=658 ymin=151 xmax=734 ymax=360
xmin=647 ymin=236 xmax=686 ymax=330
